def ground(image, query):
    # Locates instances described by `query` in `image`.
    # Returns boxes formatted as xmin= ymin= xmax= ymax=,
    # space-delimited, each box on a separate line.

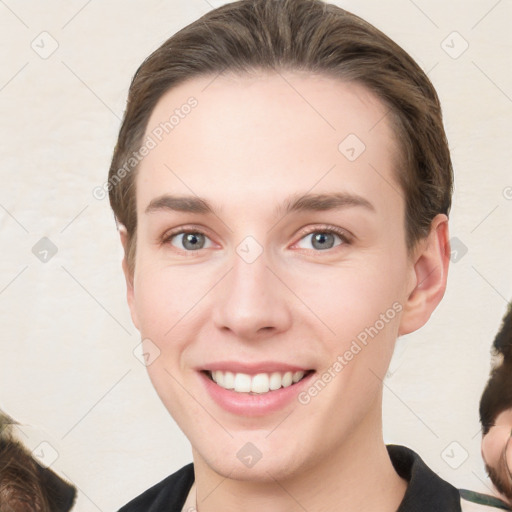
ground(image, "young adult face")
xmin=482 ymin=408 xmax=512 ymax=504
xmin=121 ymin=71 xmax=449 ymax=482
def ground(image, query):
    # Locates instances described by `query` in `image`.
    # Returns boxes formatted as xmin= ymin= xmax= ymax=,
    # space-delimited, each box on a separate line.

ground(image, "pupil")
xmin=184 ymin=233 xmax=203 ymax=250
xmin=313 ymin=232 xmax=333 ymax=250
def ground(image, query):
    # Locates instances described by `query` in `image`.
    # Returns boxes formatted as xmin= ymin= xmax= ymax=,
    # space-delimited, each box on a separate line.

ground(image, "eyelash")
xmin=293 ymin=225 xmax=352 ymax=251
xmin=161 ymin=224 xmax=352 ymax=254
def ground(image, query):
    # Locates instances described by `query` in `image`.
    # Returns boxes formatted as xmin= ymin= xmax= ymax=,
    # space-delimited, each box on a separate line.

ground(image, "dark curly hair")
xmin=0 ymin=412 xmax=76 ymax=512
xmin=479 ymin=302 xmax=512 ymax=436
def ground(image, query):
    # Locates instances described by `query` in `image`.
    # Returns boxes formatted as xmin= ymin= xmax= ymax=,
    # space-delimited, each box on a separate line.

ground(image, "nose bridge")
xmin=211 ymin=239 xmax=292 ymax=338
xmin=228 ymin=242 xmax=276 ymax=311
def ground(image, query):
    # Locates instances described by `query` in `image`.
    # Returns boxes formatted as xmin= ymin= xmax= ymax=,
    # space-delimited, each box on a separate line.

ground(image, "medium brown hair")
xmin=108 ymin=0 xmax=453 ymax=275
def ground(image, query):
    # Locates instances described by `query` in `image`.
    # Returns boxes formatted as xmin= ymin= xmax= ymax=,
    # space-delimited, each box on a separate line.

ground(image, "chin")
xmin=484 ymin=462 xmax=512 ymax=505
xmin=194 ymin=438 xmax=308 ymax=483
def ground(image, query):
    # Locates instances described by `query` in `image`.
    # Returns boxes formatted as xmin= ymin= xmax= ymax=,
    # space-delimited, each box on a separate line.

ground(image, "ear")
xmin=119 ymin=224 xmax=139 ymax=331
xmin=399 ymin=213 xmax=450 ymax=336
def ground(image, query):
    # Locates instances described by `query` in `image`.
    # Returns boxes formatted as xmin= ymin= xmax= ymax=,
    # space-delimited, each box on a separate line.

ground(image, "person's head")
xmin=0 ymin=412 xmax=77 ymax=512
xmin=108 ymin=0 xmax=452 ymax=481
xmin=480 ymin=302 xmax=512 ymax=504
xmin=109 ymin=0 xmax=452 ymax=278
xmin=481 ymin=409 xmax=512 ymax=506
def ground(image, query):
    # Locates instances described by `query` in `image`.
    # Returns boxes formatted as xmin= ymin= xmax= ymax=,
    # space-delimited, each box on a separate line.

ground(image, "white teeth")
xmin=251 ymin=373 xmax=269 ymax=393
xmin=234 ymin=373 xmax=252 ymax=392
xmin=269 ymin=372 xmax=282 ymax=390
xmin=282 ymin=371 xmax=293 ymax=387
xmin=210 ymin=370 xmax=308 ymax=394
xmin=213 ymin=370 xmax=224 ymax=386
xmin=293 ymin=371 xmax=305 ymax=383
xmin=223 ymin=371 xmax=235 ymax=389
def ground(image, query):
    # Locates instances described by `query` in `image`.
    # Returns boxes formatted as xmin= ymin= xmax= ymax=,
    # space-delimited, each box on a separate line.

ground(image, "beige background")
xmin=0 ymin=0 xmax=511 ymax=510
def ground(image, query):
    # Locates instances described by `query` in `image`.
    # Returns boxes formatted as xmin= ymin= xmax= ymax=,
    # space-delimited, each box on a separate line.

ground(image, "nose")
xmin=211 ymin=247 xmax=293 ymax=341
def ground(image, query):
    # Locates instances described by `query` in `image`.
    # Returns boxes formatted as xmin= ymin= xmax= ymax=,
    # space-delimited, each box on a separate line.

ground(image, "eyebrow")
xmin=144 ymin=192 xmax=375 ymax=217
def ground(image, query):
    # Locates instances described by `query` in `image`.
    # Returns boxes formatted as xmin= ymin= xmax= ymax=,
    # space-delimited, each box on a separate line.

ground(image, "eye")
xmin=165 ymin=230 xmax=213 ymax=251
xmin=295 ymin=227 xmax=350 ymax=251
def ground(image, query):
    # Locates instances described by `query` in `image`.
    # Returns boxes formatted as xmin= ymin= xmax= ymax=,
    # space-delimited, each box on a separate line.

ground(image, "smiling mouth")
xmin=203 ymin=369 xmax=314 ymax=394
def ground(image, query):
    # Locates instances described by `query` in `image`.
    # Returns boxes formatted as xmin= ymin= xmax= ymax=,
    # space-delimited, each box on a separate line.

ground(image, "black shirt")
xmin=117 ymin=444 xmax=462 ymax=511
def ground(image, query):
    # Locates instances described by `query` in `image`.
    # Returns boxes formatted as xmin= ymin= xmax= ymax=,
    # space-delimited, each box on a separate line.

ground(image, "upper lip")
xmin=200 ymin=361 xmax=313 ymax=374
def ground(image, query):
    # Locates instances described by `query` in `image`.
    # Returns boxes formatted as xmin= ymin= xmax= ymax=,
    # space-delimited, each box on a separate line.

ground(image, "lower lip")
xmin=199 ymin=371 xmax=315 ymax=417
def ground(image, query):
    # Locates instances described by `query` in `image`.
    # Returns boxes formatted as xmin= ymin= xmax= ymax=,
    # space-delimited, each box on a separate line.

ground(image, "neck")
xmin=191 ymin=404 xmax=407 ymax=512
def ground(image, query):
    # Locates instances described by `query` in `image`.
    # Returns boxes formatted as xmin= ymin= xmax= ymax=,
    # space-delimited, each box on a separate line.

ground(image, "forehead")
xmin=136 ymin=71 xmax=402 ymax=218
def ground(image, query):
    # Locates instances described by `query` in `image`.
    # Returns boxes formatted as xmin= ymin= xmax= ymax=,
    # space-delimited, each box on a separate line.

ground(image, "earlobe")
xmin=398 ymin=214 xmax=450 ymax=336
xmin=119 ymin=224 xmax=139 ymax=331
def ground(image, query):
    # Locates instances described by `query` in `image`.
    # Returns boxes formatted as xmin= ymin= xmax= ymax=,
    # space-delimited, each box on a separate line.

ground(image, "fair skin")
xmin=482 ymin=408 xmax=512 ymax=505
xmin=120 ymin=71 xmax=450 ymax=512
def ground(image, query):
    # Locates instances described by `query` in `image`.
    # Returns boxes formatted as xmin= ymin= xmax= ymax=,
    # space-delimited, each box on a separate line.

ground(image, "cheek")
xmin=133 ymin=267 xmax=199 ymax=420
xmin=310 ymin=260 xmax=405 ymax=338
xmin=133 ymin=272 xmax=170 ymax=338
xmin=506 ymin=436 xmax=512 ymax=473
xmin=482 ymin=429 xmax=510 ymax=468
xmin=297 ymin=267 xmax=404 ymax=397
xmin=133 ymin=262 xmax=207 ymax=338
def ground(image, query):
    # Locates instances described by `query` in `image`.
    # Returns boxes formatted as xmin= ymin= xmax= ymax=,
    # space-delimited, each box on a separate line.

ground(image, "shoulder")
xmin=117 ymin=463 xmax=194 ymax=512
xmin=387 ymin=445 xmax=512 ymax=511
xmin=387 ymin=444 xmax=462 ymax=511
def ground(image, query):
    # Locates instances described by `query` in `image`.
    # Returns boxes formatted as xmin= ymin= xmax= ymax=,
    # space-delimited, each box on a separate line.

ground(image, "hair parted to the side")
xmin=108 ymin=0 xmax=453 ymax=276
